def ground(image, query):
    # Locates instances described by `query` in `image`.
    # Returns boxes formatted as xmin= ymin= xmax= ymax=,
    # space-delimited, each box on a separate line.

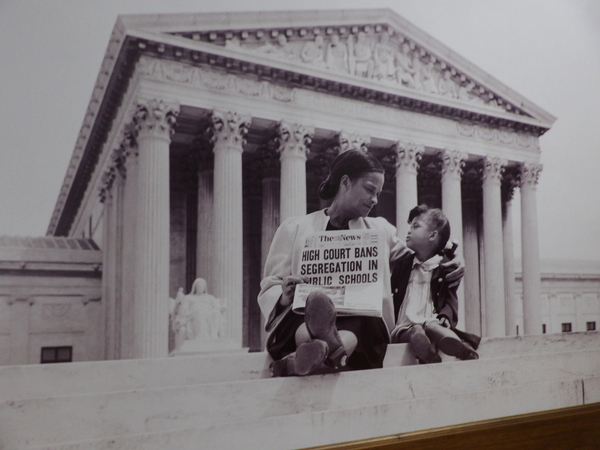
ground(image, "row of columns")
xmin=102 ymin=98 xmax=544 ymax=359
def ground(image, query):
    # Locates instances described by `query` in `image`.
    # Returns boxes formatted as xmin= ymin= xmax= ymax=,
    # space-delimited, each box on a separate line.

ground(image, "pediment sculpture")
xmin=171 ymin=25 xmax=523 ymax=116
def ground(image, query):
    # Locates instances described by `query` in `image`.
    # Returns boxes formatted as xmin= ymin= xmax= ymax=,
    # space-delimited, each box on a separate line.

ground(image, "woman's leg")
xmin=296 ymin=323 xmax=357 ymax=356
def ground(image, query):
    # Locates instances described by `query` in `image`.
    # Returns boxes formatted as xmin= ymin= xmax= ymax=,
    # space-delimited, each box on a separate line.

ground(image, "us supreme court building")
xmin=5 ymin=9 xmax=571 ymax=362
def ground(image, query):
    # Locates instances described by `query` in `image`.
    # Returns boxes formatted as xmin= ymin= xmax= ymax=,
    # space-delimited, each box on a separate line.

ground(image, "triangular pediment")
xmin=118 ymin=9 xmax=556 ymax=128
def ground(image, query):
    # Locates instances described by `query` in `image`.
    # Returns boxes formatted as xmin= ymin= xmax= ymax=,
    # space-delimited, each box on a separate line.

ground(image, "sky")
xmin=1 ymin=0 xmax=599 ymax=261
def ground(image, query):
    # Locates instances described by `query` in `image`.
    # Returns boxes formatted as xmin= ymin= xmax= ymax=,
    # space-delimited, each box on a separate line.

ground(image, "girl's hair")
xmin=318 ymin=150 xmax=384 ymax=200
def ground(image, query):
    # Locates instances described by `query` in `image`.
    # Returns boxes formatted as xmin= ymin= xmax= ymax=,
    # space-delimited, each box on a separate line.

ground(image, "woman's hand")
xmin=440 ymin=254 xmax=465 ymax=289
xmin=280 ymin=275 xmax=308 ymax=306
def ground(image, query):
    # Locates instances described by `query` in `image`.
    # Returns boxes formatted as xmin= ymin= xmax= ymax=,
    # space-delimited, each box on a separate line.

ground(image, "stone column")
xmin=131 ymin=98 xmax=179 ymax=359
xmin=395 ymin=141 xmax=423 ymax=239
xmin=502 ymin=168 xmax=520 ymax=336
xmin=441 ymin=148 xmax=467 ymax=327
xmin=482 ymin=156 xmax=507 ymax=337
xmin=99 ymin=139 xmax=128 ymax=360
xmin=277 ymin=121 xmax=314 ymax=223
xmin=520 ymin=162 xmax=543 ymax=335
xmin=209 ymin=110 xmax=251 ymax=348
xmin=196 ymin=169 xmax=214 ymax=291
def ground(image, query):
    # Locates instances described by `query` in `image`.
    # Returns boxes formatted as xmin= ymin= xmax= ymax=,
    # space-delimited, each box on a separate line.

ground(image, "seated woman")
xmin=258 ymin=150 xmax=464 ymax=376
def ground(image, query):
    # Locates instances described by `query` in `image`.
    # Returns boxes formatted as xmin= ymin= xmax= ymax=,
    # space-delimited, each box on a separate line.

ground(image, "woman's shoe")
xmin=270 ymin=339 xmax=329 ymax=377
xmin=304 ymin=291 xmax=348 ymax=369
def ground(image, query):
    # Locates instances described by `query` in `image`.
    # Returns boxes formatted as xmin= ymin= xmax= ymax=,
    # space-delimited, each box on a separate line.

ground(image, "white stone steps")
xmin=30 ymin=378 xmax=586 ymax=450
xmin=1 ymin=347 xmax=599 ymax=449
xmin=3 ymin=331 xmax=598 ymax=403
xmin=0 ymin=351 xmax=272 ymax=402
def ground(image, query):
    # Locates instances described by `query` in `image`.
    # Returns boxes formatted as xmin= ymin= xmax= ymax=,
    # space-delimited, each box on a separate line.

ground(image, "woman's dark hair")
xmin=318 ymin=150 xmax=385 ymax=200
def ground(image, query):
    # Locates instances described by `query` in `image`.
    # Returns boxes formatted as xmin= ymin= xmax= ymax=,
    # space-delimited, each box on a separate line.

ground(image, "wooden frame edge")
xmin=304 ymin=402 xmax=600 ymax=450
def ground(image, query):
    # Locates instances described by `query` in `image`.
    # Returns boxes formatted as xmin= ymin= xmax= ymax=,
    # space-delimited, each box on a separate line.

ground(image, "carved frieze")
xmin=169 ymin=25 xmax=525 ymax=116
xmin=135 ymin=57 xmax=540 ymax=152
xmin=457 ymin=122 xmax=539 ymax=150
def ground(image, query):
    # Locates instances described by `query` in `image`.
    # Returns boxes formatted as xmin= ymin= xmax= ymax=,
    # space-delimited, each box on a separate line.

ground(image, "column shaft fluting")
xmin=482 ymin=156 xmax=507 ymax=337
xmin=278 ymin=122 xmax=313 ymax=222
xmin=196 ymin=169 xmax=214 ymax=290
xmin=503 ymin=197 xmax=517 ymax=336
xmin=395 ymin=142 xmax=423 ymax=238
xmin=441 ymin=149 xmax=467 ymax=327
xmin=210 ymin=110 xmax=251 ymax=347
xmin=132 ymin=99 xmax=178 ymax=359
xmin=520 ymin=162 xmax=543 ymax=335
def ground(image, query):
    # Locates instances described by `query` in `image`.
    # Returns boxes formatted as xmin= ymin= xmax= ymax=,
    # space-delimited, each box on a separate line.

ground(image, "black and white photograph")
xmin=0 ymin=1 xmax=599 ymax=448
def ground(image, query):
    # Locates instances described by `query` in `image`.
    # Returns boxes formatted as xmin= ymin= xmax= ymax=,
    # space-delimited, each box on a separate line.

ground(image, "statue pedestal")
xmin=170 ymin=339 xmax=248 ymax=356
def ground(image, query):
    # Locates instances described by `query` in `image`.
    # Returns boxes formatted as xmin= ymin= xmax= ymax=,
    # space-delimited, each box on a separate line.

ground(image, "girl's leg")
xmin=425 ymin=322 xmax=478 ymax=360
xmin=399 ymin=324 xmax=441 ymax=364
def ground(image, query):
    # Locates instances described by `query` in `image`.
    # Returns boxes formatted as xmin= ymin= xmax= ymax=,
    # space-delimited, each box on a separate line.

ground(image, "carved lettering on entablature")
xmin=170 ymin=26 xmax=527 ymax=116
xmin=456 ymin=122 xmax=539 ymax=150
xmin=295 ymin=88 xmax=456 ymax=136
xmin=136 ymin=57 xmax=295 ymax=103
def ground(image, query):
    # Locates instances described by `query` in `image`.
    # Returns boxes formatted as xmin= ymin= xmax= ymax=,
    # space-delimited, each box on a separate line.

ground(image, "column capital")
xmin=502 ymin=165 xmax=521 ymax=203
xmin=394 ymin=141 xmax=424 ymax=174
xmin=133 ymin=98 xmax=179 ymax=140
xmin=276 ymin=121 xmax=314 ymax=160
xmin=208 ymin=110 xmax=251 ymax=153
xmin=337 ymin=131 xmax=371 ymax=153
xmin=482 ymin=155 xmax=507 ymax=186
xmin=520 ymin=162 xmax=543 ymax=189
xmin=441 ymin=148 xmax=467 ymax=180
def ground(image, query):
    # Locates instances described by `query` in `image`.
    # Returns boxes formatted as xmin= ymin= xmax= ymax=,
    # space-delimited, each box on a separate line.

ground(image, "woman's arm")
xmin=258 ymin=217 xmax=300 ymax=329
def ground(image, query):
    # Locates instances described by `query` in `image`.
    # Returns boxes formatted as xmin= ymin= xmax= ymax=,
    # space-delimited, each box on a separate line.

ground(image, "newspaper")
xmin=292 ymin=229 xmax=383 ymax=317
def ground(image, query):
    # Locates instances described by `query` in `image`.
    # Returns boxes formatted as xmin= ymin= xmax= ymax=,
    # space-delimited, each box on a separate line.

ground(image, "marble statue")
xmin=394 ymin=42 xmax=417 ymax=88
xmin=169 ymin=278 xmax=226 ymax=352
xmin=438 ymin=70 xmax=458 ymax=98
xmin=325 ymin=34 xmax=349 ymax=73
xmin=349 ymin=31 xmax=374 ymax=78
xmin=301 ymin=35 xmax=326 ymax=67
xmin=373 ymin=31 xmax=396 ymax=82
